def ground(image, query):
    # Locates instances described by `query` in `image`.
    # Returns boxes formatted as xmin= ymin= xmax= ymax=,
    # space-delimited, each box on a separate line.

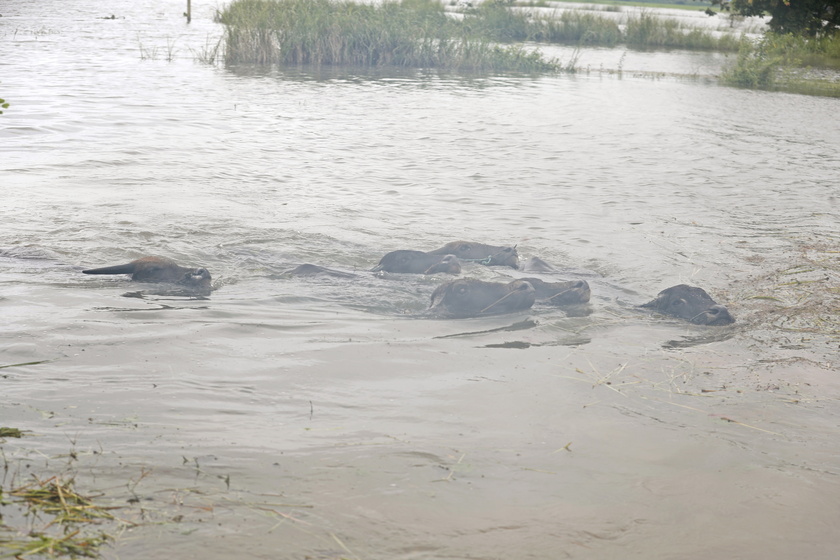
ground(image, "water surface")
xmin=2 ymin=1 xmax=840 ymax=559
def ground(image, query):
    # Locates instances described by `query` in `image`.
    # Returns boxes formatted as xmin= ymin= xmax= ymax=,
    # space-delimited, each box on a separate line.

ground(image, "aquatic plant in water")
xmin=219 ymin=0 xmax=559 ymax=71
xmin=624 ymin=10 xmax=739 ymax=50
xmin=721 ymin=38 xmax=779 ymax=89
xmin=0 ymin=476 xmax=117 ymax=559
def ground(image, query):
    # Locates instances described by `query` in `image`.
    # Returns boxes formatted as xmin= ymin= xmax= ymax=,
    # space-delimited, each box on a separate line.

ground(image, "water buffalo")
xmin=521 ymin=277 xmax=591 ymax=306
xmin=428 ymin=241 xmax=519 ymax=269
xmin=641 ymin=284 xmax=735 ymax=326
xmin=83 ymin=256 xmax=212 ymax=296
xmin=429 ymin=278 xmax=535 ymax=318
xmin=372 ymin=250 xmax=461 ymax=275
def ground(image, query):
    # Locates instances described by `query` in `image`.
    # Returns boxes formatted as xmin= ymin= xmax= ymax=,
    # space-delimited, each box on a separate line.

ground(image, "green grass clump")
xmin=218 ymin=0 xmax=746 ymax=72
xmin=548 ymin=10 xmax=622 ymax=45
xmin=462 ymin=2 xmax=734 ymax=50
xmin=721 ymin=34 xmax=840 ymax=96
xmin=720 ymin=38 xmax=779 ymax=89
xmin=761 ymin=31 xmax=840 ymax=68
xmin=625 ymin=11 xmax=739 ymax=50
xmin=464 ymin=1 xmax=621 ymax=45
xmin=0 ymin=427 xmax=23 ymax=438
xmin=219 ymin=0 xmax=559 ymax=71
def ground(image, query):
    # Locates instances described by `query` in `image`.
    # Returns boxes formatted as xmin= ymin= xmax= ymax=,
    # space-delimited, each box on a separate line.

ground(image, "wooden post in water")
xmin=186 ymin=0 xmax=191 ymax=23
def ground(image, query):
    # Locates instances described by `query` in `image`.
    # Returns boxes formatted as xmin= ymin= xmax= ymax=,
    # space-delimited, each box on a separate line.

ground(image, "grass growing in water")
xmin=219 ymin=0 xmax=740 ymax=72
xmin=721 ymin=34 xmax=840 ymax=96
xmin=624 ymin=10 xmax=740 ymax=50
xmin=467 ymin=2 xmax=622 ymax=46
xmin=220 ymin=0 xmax=559 ymax=71
xmin=467 ymin=1 xmax=735 ymax=50
xmin=721 ymin=38 xmax=779 ymax=89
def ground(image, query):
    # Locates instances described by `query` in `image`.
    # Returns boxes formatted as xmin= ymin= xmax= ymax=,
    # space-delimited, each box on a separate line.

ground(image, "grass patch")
xmin=470 ymin=4 xmax=623 ymax=46
xmin=625 ymin=10 xmax=740 ymax=50
xmin=218 ymin=0 xmax=739 ymax=72
xmin=761 ymin=31 xmax=840 ymax=68
xmin=220 ymin=0 xmax=559 ymax=71
xmin=720 ymin=38 xmax=779 ymax=89
xmin=548 ymin=0 xmax=716 ymax=12
xmin=721 ymin=33 xmax=840 ymax=96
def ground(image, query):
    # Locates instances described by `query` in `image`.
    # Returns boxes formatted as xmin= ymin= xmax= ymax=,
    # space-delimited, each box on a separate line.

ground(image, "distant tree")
xmin=706 ymin=0 xmax=840 ymax=36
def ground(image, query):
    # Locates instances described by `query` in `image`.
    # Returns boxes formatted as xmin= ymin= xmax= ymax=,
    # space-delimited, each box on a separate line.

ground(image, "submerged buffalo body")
xmin=430 ymin=278 xmax=535 ymax=318
xmin=372 ymin=250 xmax=461 ymax=275
xmin=642 ymin=284 xmax=735 ymax=326
xmin=284 ymin=264 xmax=358 ymax=279
xmin=428 ymin=241 xmax=519 ymax=269
xmin=83 ymin=256 xmax=212 ymax=295
xmin=521 ymin=277 xmax=591 ymax=306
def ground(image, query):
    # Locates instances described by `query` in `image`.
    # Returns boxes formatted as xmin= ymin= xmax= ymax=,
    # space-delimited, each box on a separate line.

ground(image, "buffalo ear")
xmin=430 ymin=287 xmax=444 ymax=306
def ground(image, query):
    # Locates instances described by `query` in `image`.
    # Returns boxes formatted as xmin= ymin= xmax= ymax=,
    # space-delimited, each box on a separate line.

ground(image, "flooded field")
xmin=2 ymin=1 xmax=840 ymax=558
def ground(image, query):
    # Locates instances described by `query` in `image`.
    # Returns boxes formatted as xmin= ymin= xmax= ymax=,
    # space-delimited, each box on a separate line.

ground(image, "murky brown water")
xmin=2 ymin=1 xmax=840 ymax=559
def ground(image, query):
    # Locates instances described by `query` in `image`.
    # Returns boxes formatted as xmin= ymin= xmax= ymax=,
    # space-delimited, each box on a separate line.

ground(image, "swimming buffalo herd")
xmin=81 ymin=240 xmax=735 ymax=326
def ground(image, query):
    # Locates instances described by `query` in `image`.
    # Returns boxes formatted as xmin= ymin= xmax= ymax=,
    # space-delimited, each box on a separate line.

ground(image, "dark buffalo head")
xmin=521 ymin=277 xmax=590 ymax=306
xmin=428 ymin=241 xmax=519 ymax=269
xmin=430 ymin=278 xmax=535 ymax=318
xmin=422 ymin=254 xmax=461 ymax=275
xmin=372 ymin=250 xmax=461 ymax=275
xmin=177 ymin=267 xmax=212 ymax=294
xmin=641 ymin=284 xmax=735 ymax=326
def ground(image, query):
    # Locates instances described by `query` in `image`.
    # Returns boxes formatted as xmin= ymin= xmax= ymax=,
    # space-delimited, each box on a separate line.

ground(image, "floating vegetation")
xmin=738 ymin=240 xmax=840 ymax=354
xmin=0 ymin=427 xmax=23 ymax=438
xmin=0 ymin=476 xmax=119 ymax=559
xmin=0 ymin=360 xmax=54 ymax=370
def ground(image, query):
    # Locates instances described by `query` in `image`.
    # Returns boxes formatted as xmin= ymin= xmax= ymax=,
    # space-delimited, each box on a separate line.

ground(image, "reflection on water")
xmin=2 ymin=1 xmax=840 ymax=559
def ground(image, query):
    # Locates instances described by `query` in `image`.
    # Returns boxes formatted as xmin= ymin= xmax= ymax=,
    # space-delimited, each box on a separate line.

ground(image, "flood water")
xmin=2 ymin=1 xmax=840 ymax=559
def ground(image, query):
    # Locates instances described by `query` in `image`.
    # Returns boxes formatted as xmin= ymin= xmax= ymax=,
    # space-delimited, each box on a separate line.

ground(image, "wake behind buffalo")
xmin=79 ymin=240 xmax=735 ymax=326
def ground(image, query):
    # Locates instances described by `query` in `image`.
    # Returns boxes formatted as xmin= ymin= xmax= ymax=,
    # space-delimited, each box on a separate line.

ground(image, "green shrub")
xmin=720 ymin=38 xmax=779 ymax=88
